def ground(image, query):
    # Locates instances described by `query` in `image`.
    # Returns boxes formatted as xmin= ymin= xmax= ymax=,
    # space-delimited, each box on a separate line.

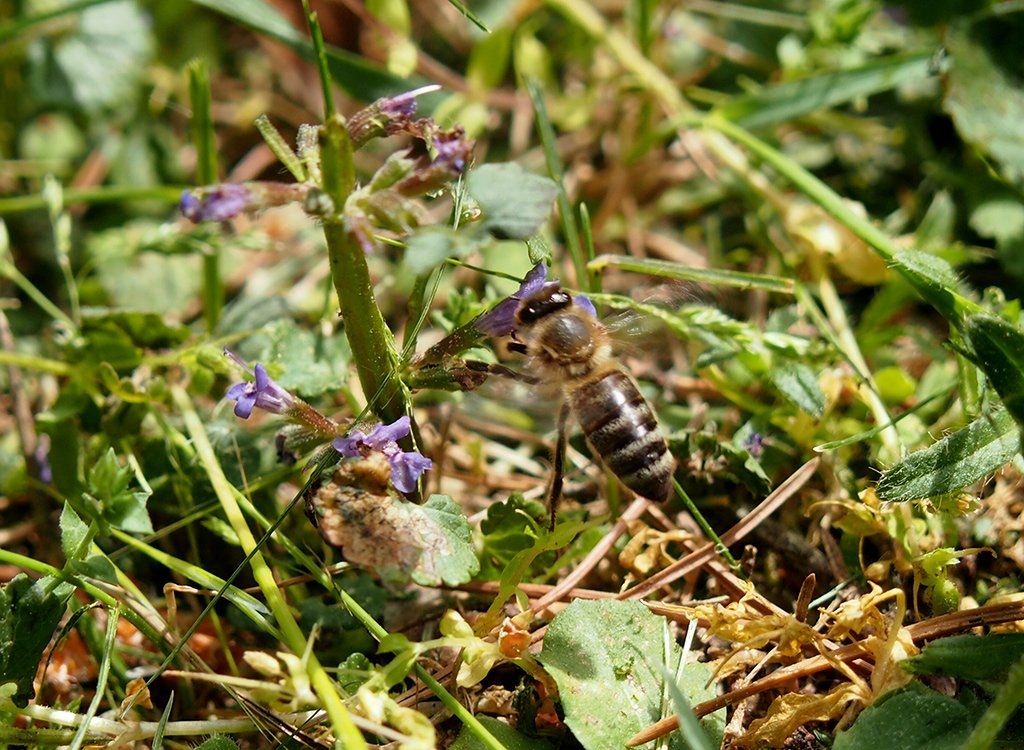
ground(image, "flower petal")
xmin=389 ymin=451 xmax=433 ymax=493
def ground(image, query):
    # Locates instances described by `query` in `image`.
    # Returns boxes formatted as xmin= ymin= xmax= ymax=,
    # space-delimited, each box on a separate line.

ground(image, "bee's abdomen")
xmin=569 ymin=368 xmax=674 ymax=502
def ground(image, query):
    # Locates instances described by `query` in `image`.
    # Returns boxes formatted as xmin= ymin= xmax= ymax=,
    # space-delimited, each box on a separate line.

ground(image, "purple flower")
xmin=181 ymin=182 xmax=311 ymax=223
xmin=432 ymin=128 xmax=472 ymax=174
xmin=744 ymin=432 xmax=765 ymax=459
xmin=224 ymin=349 xmax=296 ymax=419
xmin=180 ymin=184 xmax=252 ymax=223
xmin=332 ymin=415 xmax=433 ymax=493
xmin=575 ymin=294 xmax=597 ymax=319
xmin=381 ymin=84 xmax=441 ymax=118
xmin=475 ymin=264 xmax=558 ymax=337
xmin=347 ymin=84 xmax=442 ymax=149
xmin=34 ymin=434 xmax=52 ymax=484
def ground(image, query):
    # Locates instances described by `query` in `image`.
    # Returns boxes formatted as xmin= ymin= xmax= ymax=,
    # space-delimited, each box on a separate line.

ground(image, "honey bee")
xmin=508 ymin=284 xmax=676 ymax=510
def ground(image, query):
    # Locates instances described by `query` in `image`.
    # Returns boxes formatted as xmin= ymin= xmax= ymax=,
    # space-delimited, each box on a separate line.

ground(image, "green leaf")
xmin=193 ymin=736 xmax=240 ymax=750
xmin=903 ymin=634 xmax=1024 ymax=683
xmin=308 ymin=487 xmax=480 ymax=587
xmin=419 ymin=494 xmax=481 ymax=587
xmin=191 ymin=0 xmax=416 ymax=102
xmin=660 ymin=664 xmax=718 ymax=750
xmin=587 ymin=255 xmax=795 ymax=295
xmin=404 ymin=226 xmax=482 ymax=276
xmin=876 ymin=408 xmax=1021 ymax=501
xmin=85 ymin=448 xmax=154 ymax=535
xmin=450 ymin=715 xmax=554 ymax=750
xmin=769 ymin=362 xmax=825 ymax=418
xmin=60 ymin=502 xmax=91 ymax=562
xmin=264 ymin=319 xmax=351 ymax=399
xmin=537 ymin=599 xmax=721 ymax=750
xmin=888 ymin=249 xmax=971 ymax=324
xmin=964 ymin=313 xmax=1024 ymax=427
xmin=833 ymin=682 xmax=983 ymax=750
xmin=944 ymin=14 xmax=1024 ymax=190
xmin=717 ymin=52 xmax=932 ymax=131
xmin=467 ymin=163 xmax=558 ymax=240
xmin=0 ymin=574 xmax=75 ymax=708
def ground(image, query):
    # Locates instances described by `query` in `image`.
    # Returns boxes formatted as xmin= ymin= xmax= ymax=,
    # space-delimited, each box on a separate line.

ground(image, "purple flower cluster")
xmin=333 ymin=416 xmax=433 ymax=494
xmin=223 ymin=350 xmax=432 ymax=493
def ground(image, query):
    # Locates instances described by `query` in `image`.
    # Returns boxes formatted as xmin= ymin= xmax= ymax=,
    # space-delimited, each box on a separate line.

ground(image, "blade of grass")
xmin=716 ymin=51 xmax=933 ymax=130
xmin=0 ymin=0 xmax=112 ymax=44
xmin=446 ymin=0 xmax=490 ymax=32
xmin=67 ymin=607 xmax=119 ymax=750
xmin=188 ymin=60 xmax=222 ymax=331
xmin=588 ymin=254 xmax=795 ymax=294
xmin=527 ymin=78 xmax=588 ymax=291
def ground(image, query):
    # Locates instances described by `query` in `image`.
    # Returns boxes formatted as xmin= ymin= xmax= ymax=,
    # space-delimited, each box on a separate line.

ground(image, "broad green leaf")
xmin=467 ymin=163 xmax=558 ymax=240
xmin=587 ymin=255 xmax=795 ymax=294
xmin=450 ymin=715 xmax=554 ymax=750
xmin=903 ymin=634 xmax=1024 ymax=683
xmin=404 ymin=226 xmax=482 ymax=276
xmin=717 ymin=52 xmax=932 ymax=131
xmin=964 ymin=313 xmax=1024 ymax=427
xmin=833 ymin=682 xmax=982 ymax=750
xmin=944 ymin=15 xmax=1024 ymax=189
xmin=0 ymin=574 xmax=75 ymax=707
xmin=538 ymin=599 xmax=721 ymax=750
xmin=418 ymin=494 xmax=481 ymax=586
xmin=191 ymin=0 xmax=415 ymax=102
xmin=263 ymin=319 xmax=351 ymax=398
xmin=875 ymin=408 xmax=1020 ymax=501
xmin=769 ymin=362 xmax=825 ymax=418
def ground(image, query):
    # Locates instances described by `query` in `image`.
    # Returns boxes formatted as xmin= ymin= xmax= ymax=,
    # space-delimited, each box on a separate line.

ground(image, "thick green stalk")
xmin=320 ymin=116 xmax=407 ymax=422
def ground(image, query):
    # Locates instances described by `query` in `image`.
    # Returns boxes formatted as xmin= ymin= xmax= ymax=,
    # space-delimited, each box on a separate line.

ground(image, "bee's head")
xmin=515 ymin=285 xmax=573 ymax=327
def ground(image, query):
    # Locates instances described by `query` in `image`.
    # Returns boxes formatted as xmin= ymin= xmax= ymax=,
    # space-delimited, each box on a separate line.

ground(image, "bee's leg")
xmin=546 ymin=401 xmax=571 ymax=530
xmin=463 ymin=360 xmax=540 ymax=385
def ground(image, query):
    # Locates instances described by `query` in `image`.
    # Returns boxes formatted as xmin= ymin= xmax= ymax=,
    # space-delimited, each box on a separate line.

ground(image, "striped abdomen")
xmin=568 ymin=367 xmax=674 ymax=502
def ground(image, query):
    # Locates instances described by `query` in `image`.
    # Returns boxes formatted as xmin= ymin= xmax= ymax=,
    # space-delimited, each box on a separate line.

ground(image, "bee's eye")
xmin=518 ymin=288 xmax=573 ymax=324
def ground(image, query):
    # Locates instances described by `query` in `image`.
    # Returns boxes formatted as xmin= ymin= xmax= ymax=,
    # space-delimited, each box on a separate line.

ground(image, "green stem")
xmin=527 ymin=79 xmax=587 ymax=291
xmin=320 ymin=117 xmax=406 ymax=422
xmin=673 ymin=478 xmax=740 ymax=572
xmin=0 ymin=185 xmax=186 ymax=215
xmin=172 ymin=386 xmax=366 ymax=750
xmin=188 ymin=60 xmax=223 ymax=332
xmin=0 ymin=258 xmax=77 ymax=332
xmin=0 ymin=350 xmax=72 ymax=375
